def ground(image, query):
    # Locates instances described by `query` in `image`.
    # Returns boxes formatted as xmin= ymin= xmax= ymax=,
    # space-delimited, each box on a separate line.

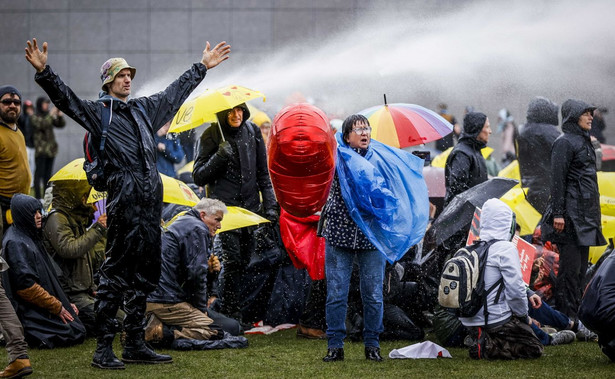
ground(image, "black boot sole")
xmin=91 ymin=362 xmax=126 ymax=370
xmin=121 ymin=358 xmax=173 ymax=365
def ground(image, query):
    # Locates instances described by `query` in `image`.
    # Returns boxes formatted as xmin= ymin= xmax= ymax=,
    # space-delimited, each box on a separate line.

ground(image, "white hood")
xmin=479 ymin=198 xmax=514 ymax=242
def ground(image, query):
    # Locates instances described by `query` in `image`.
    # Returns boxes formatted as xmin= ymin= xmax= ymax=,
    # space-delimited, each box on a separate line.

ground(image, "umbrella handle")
xmin=218 ymin=123 xmax=226 ymax=142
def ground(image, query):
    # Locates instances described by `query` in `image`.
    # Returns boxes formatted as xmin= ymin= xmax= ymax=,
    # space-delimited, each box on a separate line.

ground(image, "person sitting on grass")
xmin=2 ymin=194 xmax=85 ymax=349
xmin=146 ymin=198 xmax=245 ymax=348
xmin=458 ymin=198 xmax=543 ymax=359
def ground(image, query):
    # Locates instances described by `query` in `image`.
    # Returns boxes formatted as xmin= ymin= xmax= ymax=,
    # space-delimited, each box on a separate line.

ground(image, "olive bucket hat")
xmin=100 ymin=57 xmax=136 ymax=91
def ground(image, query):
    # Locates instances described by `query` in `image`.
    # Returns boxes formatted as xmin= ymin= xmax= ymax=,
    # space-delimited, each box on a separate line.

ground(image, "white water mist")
xmin=138 ymin=0 xmax=615 ymax=131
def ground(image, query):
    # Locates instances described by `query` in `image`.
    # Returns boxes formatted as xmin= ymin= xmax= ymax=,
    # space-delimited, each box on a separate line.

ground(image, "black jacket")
xmin=193 ymin=104 xmax=276 ymax=213
xmin=547 ymin=99 xmax=606 ymax=246
xmin=515 ymin=97 xmax=561 ymax=213
xmin=1 ymin=194 xmax=85 ymax=348
xmin=444 ymin=138 xmax=488 ymax=207
xmin=147 ymin=209 xmax=217 ymax=312
xmin=579 ymin=251 xmax=615 ymax=342
xmin=35 ymin=63 xmax=209 ymax=293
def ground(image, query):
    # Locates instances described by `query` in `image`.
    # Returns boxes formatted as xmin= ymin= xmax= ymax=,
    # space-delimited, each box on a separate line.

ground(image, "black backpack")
xmin=438 ymin=239 xmax=503 ymax=325
xmin=83 ymin=99 xmax=112 ymax=191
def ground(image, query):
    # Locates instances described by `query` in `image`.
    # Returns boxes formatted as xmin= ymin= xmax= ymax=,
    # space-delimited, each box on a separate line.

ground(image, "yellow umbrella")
xmin=88 ymin=173 xmax=200 ymax=207
xmin=499 ymin=187 xmax=541 ymax=236
xmin=49 ymin=158 xmax=87 ymax=182
xmin=431 ymin=146 xmax=494 ymax=168
xmin=598 ymin=172 xmax=615 ymax=198
xmin=163 ymin=206 xmax=269 ymax=233
xmin=176 ymin=161 xmax=194 ymax=177
xmin=601 ymin=195 xmax=615 ymax=217
xmin=589 ymin=214 xmax=615 ymax=263
xmin=498 ymin=160 xmax=521 ymax=184
xmin=169 ymin=85 xmax=266 ymax=134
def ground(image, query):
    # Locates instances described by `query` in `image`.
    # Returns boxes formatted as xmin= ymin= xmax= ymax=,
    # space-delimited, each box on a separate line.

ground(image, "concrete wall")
xmin=1 ymin=0 xmax=451 ymax=172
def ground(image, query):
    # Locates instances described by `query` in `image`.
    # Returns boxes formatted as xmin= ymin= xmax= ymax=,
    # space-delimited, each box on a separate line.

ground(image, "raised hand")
xmin=201 ymin=41 xmax=231 ymax=69
xmin=25 ymin=38 xmax=48 ymax=73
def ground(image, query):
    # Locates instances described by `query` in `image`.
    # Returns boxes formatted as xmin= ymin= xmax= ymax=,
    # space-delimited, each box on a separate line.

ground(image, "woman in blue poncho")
xmin=321 ymin=114 xmax=385 ymax=362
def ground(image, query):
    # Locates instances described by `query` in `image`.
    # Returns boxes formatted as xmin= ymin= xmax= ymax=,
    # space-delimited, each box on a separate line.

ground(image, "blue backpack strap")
xmin=99 ymin=98 xmax=113 ymax=152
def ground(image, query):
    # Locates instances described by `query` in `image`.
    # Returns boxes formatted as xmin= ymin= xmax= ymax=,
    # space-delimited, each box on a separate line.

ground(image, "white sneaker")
xmin=550 ymin=330 xmax=576 ymax=345
xmin=576 ymin=321 xmax=598 ymax=342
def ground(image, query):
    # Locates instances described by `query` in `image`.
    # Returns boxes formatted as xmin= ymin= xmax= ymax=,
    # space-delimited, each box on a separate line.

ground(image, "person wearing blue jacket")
xmin=321 ymin=114 xmax=428 ymax=363
xmin=147 ymin=198 xmax=242 ymax=344
xmin=155 ymin=121 xmax=184 ymax=178
xmin=25 ymin=37 xmax=230 ymax=370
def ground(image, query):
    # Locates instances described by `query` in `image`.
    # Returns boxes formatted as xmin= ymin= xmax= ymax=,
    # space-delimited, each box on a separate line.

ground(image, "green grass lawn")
xmin=28 ymin=329 xmax=612 ymax=378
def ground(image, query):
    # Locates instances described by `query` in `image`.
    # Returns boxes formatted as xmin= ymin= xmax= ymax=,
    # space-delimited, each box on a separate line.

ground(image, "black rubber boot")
xmin=91 ymin=300 xmax=124 ymax=370
xmin=365 ymin=346 xmax=384 ymax=362
xmin=92 ymin=334 xmax=125 ymax=370
xmin=122 ymin=331 xmax=173 ymax=364
xmin=323 ymin=348 xmax=344 ymax=362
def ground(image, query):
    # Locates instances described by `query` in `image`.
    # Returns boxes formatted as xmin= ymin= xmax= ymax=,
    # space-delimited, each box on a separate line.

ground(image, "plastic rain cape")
xmin=335 ymin=132 xmax=429 ymax=263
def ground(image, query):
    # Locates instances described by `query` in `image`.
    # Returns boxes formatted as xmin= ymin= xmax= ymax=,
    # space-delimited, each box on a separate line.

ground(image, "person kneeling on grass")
xmin=459 ymin=198 xmax=543 ymax=360
xmin=2 ymin=194 xmax=85 ymax=349
xmin=146 ymin=198 xmax=245 ymax=348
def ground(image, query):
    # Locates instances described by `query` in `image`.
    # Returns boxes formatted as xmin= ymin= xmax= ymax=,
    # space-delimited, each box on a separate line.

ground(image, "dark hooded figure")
xmin=515 ymin=97 xmax=561 ymax=214
xmin=444 ymin=112 xmax=491 ymax=207
xmin=1 ymin=193 xmax=86 ymax=349
xmin=193 ymin=103 xmax=277 ymax=322
xmin=543 ymin=99 xmax=606 ymax=320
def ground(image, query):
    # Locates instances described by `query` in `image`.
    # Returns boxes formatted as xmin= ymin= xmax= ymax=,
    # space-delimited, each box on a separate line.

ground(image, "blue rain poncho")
xmin=335 ymin=133 xmax=429 ymax=263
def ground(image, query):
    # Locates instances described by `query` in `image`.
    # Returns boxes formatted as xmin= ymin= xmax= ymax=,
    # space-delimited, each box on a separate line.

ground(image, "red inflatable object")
xmin=268 ymin=103 xmax=337 ymax=217
xmin=279 ymin=209 xmax=325 ymax=280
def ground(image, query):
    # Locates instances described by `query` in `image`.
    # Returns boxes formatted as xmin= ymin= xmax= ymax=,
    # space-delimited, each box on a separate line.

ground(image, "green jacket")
xmin=43 ymin=180 xmax=106 ymax=295
xmin=30 ymin=112 xmax=65 ymax=158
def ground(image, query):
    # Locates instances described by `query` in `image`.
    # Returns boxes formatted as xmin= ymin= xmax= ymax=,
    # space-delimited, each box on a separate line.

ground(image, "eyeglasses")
xmin=351 ymin=127 xmax=371 ymax=135
xmin=0 ymin=99 xmax=21 ymax=106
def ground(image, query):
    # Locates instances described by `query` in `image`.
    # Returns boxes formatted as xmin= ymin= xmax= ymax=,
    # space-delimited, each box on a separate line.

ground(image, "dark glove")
xmin=264 ymin=208 xmax=279 ymax=223
xmin=216 ymin=141 xmax=233 ymax=159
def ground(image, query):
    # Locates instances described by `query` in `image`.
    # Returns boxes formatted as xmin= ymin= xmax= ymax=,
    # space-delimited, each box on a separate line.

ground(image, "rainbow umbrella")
xmin=358 ymin=98 xmax=453 ymax=148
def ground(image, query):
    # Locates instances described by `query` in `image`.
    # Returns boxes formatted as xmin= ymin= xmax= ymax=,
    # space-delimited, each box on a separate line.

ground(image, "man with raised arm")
xmin=25 ymin=37 xmax=230 ymax=370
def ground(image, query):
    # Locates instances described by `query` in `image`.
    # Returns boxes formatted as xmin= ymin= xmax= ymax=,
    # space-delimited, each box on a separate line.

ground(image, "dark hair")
xmin=341 ymin=114 xmax=370 ymax=143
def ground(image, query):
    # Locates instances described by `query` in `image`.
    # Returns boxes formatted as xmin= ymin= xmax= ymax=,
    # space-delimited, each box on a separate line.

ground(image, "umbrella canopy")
xmin=431 ymin=146 xmax=494 ymax=169
xmin=164 ymin=206 xmax=269 ymax=234
xmin=431 ymin=177 xmax=519 ymax=245
xmin=358 ymin=102 xmax=453 ymax=148
xmin=598 ymin=172 xmax=615 ymax=198
xmin=500 ymin=187 xmax=541 ymax=236
xmin=169 ymin=85 xmax=265 ymax=133
xmin=88 ymin=173 xmax=200 ymax=207
xmin=176 ymin=160 xmax=194 ymax=177
xmin=423 ymin=166 xmax=445 ymax=198
xmin=49 ymin=158 xmax=87 ymax=182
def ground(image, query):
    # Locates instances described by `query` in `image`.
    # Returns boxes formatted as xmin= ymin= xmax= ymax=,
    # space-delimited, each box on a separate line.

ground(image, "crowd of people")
xmin=0 ymin=34 xmax=612 ymax=378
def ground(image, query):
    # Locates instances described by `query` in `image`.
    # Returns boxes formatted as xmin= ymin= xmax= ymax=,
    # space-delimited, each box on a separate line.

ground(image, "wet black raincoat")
xmin=1 ymin=194 xmax=86 ymax=348
xmin=545 ymin=99 xmax=606 ymax=246
xmin=515 ymin=97 xmax=561 ymax=214
xmin=444 ymin=112 xmax=488 ymax=207
xmin=148 ymin=209 xmax=215 ymax=313
xmin=579 ymin=251 xmax=615 ymax=350
xmin=193 ymin=104 xmax=276 ymax=214
xmin=34 ymin=63 xmax=209 ymax=333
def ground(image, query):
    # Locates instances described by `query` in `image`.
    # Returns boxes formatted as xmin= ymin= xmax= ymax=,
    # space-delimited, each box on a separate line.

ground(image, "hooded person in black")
xmin=193 ymin=103 xmax=277 ymax=322
xmin=443 ymin=112 xmax=491 ymax=207
xmin=25 ymin=38 xmax=230 ymax=369
xmin=1 ymin=193 xmax=86 ymax=349
xmin=515 ymin=97 xmax=561 ymax=214
xmin=543 ymin=99 xmax=606 ymax=320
